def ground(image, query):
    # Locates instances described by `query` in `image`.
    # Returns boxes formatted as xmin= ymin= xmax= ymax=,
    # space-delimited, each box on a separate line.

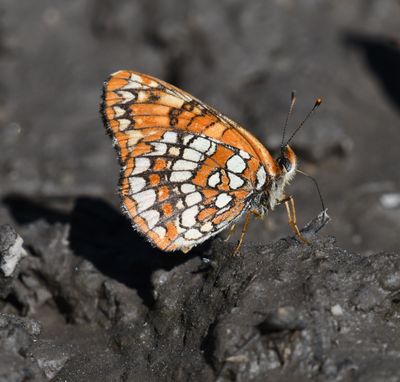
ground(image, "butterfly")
xmin=101 ymin=70 xmax=322 ymax=254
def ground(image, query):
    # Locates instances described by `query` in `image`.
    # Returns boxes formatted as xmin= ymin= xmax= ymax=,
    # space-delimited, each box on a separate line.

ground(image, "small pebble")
xmin=379 ymin=271 xmax=400 ymax=291
xmin=331 ymin=304 xmax=344 ymax=316
xmin=380 ymin=193 xmax=400 ymax=209
xmin=259 ymin=306 xmax=305 ymax=332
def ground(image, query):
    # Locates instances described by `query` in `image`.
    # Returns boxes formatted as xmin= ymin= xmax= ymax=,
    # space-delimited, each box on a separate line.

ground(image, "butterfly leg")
xmin=232 ymin=211 xmax=254 ymax=256
xmin=224 ymin=223 xmax=237 ymax=242
xmin=284 ymin=196 xmax=309 ymax=244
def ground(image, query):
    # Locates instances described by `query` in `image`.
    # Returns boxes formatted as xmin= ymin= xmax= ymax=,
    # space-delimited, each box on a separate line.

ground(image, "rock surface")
xmin=0 ymin=211 xmax=400 ymax=381
xmin=0 ymin=0 xmax=399 ymax=380
xmin=0 ymin=224 xmax=27 ymax=278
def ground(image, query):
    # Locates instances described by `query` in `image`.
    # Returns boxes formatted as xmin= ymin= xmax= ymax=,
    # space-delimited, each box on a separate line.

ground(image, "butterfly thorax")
xmin=255 ymin=145 xmax=297 ymax=215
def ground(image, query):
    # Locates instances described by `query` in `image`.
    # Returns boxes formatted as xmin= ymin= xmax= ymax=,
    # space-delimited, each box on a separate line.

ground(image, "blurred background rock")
xmin=1 ymin=0 xmax=399 ymax=255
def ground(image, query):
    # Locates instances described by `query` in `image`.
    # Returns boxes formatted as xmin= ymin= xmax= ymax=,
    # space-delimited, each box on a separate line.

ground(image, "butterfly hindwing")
xmin=117 ymin=132 xmax=253 ymax=251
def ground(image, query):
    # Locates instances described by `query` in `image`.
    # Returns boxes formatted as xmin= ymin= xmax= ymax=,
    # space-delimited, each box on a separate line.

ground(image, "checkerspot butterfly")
xmin=101 ymin=71 xmax=322 ymax=254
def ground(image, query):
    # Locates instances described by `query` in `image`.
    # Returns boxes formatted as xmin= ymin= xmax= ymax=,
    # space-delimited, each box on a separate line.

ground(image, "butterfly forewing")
xmin=101 ymin=70 xmax=274 ymax=251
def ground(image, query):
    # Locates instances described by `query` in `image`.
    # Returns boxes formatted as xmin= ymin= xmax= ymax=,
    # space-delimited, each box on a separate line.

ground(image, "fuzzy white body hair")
xmin=266 ymin=160 xmax=297 ymax=212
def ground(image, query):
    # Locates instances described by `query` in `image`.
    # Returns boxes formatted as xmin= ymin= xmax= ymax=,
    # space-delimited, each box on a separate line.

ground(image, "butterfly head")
xmin=275 ymin=95 xmax=322 ymax=186
xmin=276 ymin=145 xmax=297 ymax=184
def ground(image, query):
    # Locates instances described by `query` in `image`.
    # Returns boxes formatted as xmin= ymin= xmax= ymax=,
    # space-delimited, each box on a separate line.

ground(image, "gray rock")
xmin=0 ymin=205 xmax=399 ymax=380
xmin=0 ymin=314 xmax=44 ymax=381
xmin=0 ymin=224 xmax=27 ymax=277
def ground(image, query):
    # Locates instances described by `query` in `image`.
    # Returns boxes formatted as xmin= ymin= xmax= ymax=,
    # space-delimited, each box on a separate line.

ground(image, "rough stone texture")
xmin=0 ymin=313 xmax=43 ymax=381
xmin=0 ymin=224 xmax=27 ymax=277
xmin=0 ymin=0 xmax=399 ymax=381
xmin=1 ymin=212 xmax=400 ymax=381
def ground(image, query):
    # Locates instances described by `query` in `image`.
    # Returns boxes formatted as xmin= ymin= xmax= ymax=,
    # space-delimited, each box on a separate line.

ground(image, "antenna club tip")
xmin=316 ymin=97 xmax=322 ymax=105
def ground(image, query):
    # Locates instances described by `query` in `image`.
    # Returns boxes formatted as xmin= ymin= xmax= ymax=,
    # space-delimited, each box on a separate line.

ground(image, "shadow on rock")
xmin=2 ymin=194 xmax=200 ymax=306
xmin=344 ymin=32 xmax=400 ymax=112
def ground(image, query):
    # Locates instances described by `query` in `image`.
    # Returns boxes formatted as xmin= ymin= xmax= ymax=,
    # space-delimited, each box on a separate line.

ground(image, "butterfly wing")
xmin=101 ymin=70 xmax=274 ymax=251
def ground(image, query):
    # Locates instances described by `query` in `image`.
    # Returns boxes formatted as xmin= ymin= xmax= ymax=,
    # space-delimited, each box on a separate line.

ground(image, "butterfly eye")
xmin=277 ymin=157 xmax=292 ymax=172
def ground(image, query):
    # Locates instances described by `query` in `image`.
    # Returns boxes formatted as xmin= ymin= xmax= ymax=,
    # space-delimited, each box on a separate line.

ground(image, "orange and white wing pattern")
xmin=101 ymin=70 xmax=277 ymax=252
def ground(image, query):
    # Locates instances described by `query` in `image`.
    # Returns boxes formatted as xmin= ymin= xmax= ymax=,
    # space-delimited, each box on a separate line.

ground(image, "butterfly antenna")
xmin=285 ymin=97 xmax=322 ymax=147
xmin=281 ymin=91 xmax=297 ymax=153
xmin=296 ymin=169 xmax=326 ymax=211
